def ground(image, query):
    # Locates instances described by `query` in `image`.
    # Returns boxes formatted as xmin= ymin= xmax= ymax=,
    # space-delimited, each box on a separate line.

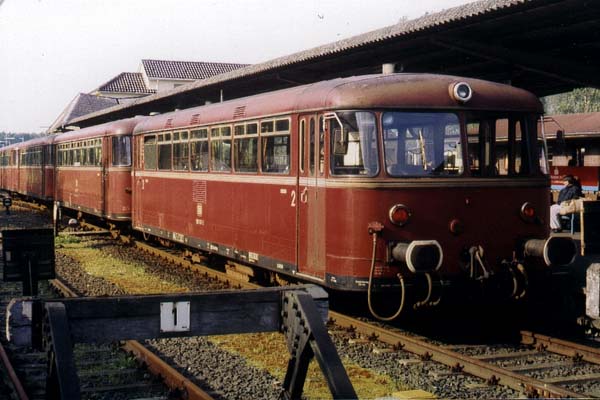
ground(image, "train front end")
xmin=320 ymin=75 xmax=577 ymax=320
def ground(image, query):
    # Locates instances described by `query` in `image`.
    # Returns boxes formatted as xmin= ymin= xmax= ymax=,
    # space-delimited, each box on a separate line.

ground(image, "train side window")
xmin=210 ymin=125 xmax=232 ymax=172
xmin=73 ymin=147 xmax=81 ymax=167
xmin=158 ymin=133 xmax=172 ymax=170
xmin=514 ymin=120 xmax=524 ymax=174
xmin=143 ymin=135 xmax=158 ymax=170
xmin=112 ymin=136 xmax=132 ymax=167
xmin=535 ymin=117 xmax=548 ymax=175
xmin=319 ymin=116 xmax=325 ymax=175
xmin=261 ymin=118 xmax=290 ymax=174
xmin=95 ymin=140 xmax=102 ymax=167
xmin=309 ymin=118 xmax=315 ymax=175
xmin=299 ymin=119 xmax=306 ymax=173
xmin=234 ymin=122 xmax=258 ymax=173
xmin=190 ymin=128 xmax=209 ymax=172
xmin=173 ymin=131 xmax=189 ymax=171
xmin=329 ymin=111 xmax=379 ymax=176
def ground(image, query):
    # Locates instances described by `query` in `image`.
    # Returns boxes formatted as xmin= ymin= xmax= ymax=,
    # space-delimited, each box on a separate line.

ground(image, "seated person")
xmin=549 ymin=175 xmax=583 ymax=233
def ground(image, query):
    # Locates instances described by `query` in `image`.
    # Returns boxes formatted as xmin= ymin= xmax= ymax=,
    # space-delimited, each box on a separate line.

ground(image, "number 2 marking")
xmin=290 ymin=190 xmax=296 ymax=207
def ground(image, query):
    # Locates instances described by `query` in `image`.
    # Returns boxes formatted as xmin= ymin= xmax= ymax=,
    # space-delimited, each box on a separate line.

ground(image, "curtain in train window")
xmin=172 ymin=131 xmax=189 ymax=171
xmin=330 ymin=111 xmax=378 ymax=176
xmin=190 ymin=129 xmax=209 ymax=172
xmin=112 ymin=136 xmax=132 ymax=167
xmin=235 ymin=137 xmax=258 ymax=172
xmin=262 ymin=135 xmax=289 ymax=173
xmin=210 ymin=127 xmax=231 ymax=172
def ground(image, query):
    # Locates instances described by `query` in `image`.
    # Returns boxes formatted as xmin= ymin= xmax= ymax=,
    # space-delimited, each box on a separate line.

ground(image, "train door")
xmin=297 ymin=114 xmax=326 ymax=279
xmin=41 ymin=145 xmax=47 ymax=198
xmin=133 ymin=135 xmax=147 ymax=228
xmin=101 ymin=137 xmax=109 ymax=217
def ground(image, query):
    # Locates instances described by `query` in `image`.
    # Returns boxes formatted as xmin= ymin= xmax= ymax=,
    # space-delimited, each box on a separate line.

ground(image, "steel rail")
xmin=329 ymin=311 xmax=584 ymax=399
xmin=65 ymin=220 xmax=589 ymax=398
xmin=49 ymin=278 xmax=215 ymax=400
xmin=0 ymin=342 xmax=29 ymax=400
xmin=521 ymin=330 xmax=600 ymax=364
xmin=133 ymin=241 xmax=252 ymax=288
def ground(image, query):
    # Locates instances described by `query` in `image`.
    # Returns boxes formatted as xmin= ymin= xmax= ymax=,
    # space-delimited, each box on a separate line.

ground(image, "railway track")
xmin=0 ymin=202 xmax=214 ymax=400
xmin=6 ymin=201 xmax=600 ymax=398
xmin=123 ymin=224 xmax=600 ymax=398
xmin=50 ymin=278 xmax=215 ymax=400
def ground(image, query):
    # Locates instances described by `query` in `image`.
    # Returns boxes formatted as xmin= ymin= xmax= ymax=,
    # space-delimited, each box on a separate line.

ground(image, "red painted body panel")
xmin=55 ymin=167 xmax=103 ymax=214
xmin=133 ymin=173 xmax=297 ymax=265
xmin=53 ymin=118 xmax=142 ymax=220
xmin=322 ymin=184 xmax=549 ymax=280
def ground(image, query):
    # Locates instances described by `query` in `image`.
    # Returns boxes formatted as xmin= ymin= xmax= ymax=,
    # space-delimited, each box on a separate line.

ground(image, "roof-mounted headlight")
xmin=450 ymin=82 xmax=473 ymax=103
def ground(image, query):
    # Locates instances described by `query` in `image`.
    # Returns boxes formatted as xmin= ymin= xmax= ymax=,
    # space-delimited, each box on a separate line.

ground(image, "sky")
xmin=0 ymin=0 xmax=474 ymax=133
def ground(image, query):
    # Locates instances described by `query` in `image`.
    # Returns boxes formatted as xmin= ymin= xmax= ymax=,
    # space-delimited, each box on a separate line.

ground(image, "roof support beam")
xmin=431 ymin=36 xmax=600 ymax=90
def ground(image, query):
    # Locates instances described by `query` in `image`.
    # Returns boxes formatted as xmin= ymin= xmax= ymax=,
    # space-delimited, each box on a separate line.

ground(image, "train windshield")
xmin=382 ymin=111 xmax=543 ymax=177
xmin=383 ymin=112 xmax=462 ymax=176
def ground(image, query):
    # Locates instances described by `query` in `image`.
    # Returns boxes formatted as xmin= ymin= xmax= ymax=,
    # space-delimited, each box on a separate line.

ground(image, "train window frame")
xmin=143 ymin=134 xmax=158 ymax=170
xmin=327 ymin=111 xmax=379 ymax=177
xmin=172 ymin=130 xmax=190 ymax=171
xmin=299 ymin=119 xmax=306 ymax=173
xmin=112 ymin=136 xmax=132 ymax=167
xmin=190 ymin=128 xmax=209 ymax=172
xmin=466 ymin=112 xmax=536 ymax=178
xmin=260 ymin=117 xmax=291 ymax=174
xmin=157 ymin=132 xmax=172 ymax=171
xmin=383 ymin=111 xmax=463 ymax=177
xmin=309 ymin=118 xmax=316 ymax=175
xmin=234 ymin=121 xmax=259 ymax=173
xmin=210 ymin=124 xmax=232 ymax=172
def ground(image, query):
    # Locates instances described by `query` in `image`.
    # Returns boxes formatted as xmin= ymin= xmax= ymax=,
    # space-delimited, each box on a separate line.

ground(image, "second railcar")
xmin=54 ymin=118 xmax=141 ymax=221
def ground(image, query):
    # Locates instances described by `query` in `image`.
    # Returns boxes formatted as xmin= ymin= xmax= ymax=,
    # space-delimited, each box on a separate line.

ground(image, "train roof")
xmin=133 ymin=73 xmax=542 ymax=134
xmin=54 ymin=117 xmax=144 ymax=144
xmin=0 ymin=135 xmax=55 ymax=152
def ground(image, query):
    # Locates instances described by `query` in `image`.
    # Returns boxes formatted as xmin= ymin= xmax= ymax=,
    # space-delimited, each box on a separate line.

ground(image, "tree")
xmin=542 ymin=88 xmax=600 ymax=114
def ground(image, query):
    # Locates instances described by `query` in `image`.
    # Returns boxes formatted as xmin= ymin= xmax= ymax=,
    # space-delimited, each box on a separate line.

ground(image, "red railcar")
xmin=15 ymin=136 xmax=56 ymax=201
xmin=0 ymin=143 xmax=21 ymax=194
xmin=54 ymin=118 xmax=140 ymax=221
xmin=132 ymin=74 xmax=576 ymax=319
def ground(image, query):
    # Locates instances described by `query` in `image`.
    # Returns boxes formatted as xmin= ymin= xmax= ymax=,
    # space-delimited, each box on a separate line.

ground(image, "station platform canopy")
xmin=70 ymin=0 xmax=600 ymax=128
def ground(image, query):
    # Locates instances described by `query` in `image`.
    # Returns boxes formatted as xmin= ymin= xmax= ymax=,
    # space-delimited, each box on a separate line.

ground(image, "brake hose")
xmin=367 ymin=232 xmax=405 ymax=321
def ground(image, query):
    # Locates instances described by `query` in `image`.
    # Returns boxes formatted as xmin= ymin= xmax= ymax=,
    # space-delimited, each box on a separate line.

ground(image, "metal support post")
xmin=280 ymin=292 xmax=356 ymax=400
xmin=44 ymin=303 xmax=80 ymax=400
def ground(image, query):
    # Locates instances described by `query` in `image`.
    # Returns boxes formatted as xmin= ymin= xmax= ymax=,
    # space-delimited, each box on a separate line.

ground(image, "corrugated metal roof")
xmin=96 ymin=72 xmax=155 ymax=94
xmin=141 ymin=59 xmax=249 ymax=80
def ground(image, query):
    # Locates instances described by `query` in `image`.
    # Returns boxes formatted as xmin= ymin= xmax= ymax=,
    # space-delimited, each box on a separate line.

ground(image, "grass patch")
xmin=55 ymin=235 xmax=83 ymax=247
xmin=58 ymin=246 xmax=188 ymax=294
xmin=208 ymin=332 xmax=398 ymax=399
